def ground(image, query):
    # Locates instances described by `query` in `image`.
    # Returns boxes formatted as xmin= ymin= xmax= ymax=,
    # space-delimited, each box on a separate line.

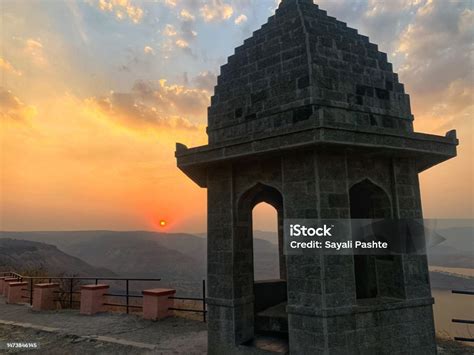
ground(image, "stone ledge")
xmin=287 ymin=297 xmax=434 ymax=317
xmin=177 ymin=126 xmax=458 ymax=187
xmin=206 ymin=295 xmax=254 ymax=308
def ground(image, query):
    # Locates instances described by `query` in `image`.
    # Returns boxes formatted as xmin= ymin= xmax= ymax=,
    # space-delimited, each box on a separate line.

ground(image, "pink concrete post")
xmin=80 ymin=284 xmax=109 ymax=315
xmin=3 ymin=277 xmax=19 ymax=297
xmin=6 ymin=282 xmax=28 ymax=304
xmin=142 ymin=288 xmax=176 ymax=320
xmin=0 ymin=277 xmax=5 ymax=295
xmin=32 ymin=283 xmax=59 ymax=311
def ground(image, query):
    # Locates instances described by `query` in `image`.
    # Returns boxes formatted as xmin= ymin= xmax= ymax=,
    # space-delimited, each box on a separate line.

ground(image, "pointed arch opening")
xmin=350 ymin=179 xmax=404 ymax=300
xmin=236 ymin=183 xmax=288 ymax=340
xmin=253 ymin=202 xmax=280 ymax=281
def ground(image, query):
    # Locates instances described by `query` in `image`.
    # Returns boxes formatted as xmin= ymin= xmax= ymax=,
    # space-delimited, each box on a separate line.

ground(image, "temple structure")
xmin=176 ymin=0 xmax=458 ymax=353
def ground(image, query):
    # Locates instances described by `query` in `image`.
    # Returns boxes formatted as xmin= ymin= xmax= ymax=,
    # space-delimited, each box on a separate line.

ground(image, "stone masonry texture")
xmin=176 ymin=0 xmax=458 ymax=353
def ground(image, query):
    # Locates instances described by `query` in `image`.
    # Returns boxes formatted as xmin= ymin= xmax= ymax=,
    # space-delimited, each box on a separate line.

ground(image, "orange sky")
xmin=0 ymin=0 xmax=472 ymax=232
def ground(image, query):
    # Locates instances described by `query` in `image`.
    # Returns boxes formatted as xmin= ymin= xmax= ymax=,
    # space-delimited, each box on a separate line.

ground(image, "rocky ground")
xmin=0 ymin=300 xmax=207 ymax=354
xmin=0 ymin=324 xmax=152 ymax=354
xmin=1 ymin=324 xmax=473 ymax=354
xmin=0 ymin=301 xmax=472 ymax=354
xmin=437 ymin=336 xmax=474 ymax=354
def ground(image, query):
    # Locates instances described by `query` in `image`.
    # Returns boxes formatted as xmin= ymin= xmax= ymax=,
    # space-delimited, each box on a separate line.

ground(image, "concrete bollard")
xmin=3 ymin=278 xmax=19 ymax=297
xmin=80 ymin=284 xmax=109 ymax=315
xmin=32 ymin=283 xmax=60 ymax=311
xmin=6 ymin=282 xmax=28 ymax=304
xmin=142 ymin=288 xmax=176 ymax=320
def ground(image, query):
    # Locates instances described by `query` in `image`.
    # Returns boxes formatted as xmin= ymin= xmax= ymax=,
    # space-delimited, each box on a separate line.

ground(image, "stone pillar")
xmin=32 ymin=283 xmax=59 ymax=311
xmin=142 ymin=288 xmax=176 ymax=320
xmin=80 ymin=284 xmax=109 ymax=315
xmin=6 ymin=282 xmax=28 ymax=304
xmin=206 ymin=164 xmax=239 ymax=354
xmin=283 ymin=151 xmax=329 ymax=354
xmin=3 ymin=277 xmax=19 ymax=297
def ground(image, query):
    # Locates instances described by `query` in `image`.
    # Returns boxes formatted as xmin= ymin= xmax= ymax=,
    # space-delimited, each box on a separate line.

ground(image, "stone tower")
xmin=176 ymin=0 xmax=458 ymax=353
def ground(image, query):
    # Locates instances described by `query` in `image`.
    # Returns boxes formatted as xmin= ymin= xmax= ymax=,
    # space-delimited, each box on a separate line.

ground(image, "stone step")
xmin=241 ymin=335 xmax=289 ymax=354
xmin=255 ymin=302 xmax=288 ymax=335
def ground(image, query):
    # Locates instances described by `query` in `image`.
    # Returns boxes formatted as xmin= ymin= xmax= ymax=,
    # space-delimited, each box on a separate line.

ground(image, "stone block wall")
xmin=207 ymin=0 xmax=414 ymax=145
xmin=289 ymin=302 xmax=436 ymax=354
xmin=205 ymin=148 xmax=435 ymax=353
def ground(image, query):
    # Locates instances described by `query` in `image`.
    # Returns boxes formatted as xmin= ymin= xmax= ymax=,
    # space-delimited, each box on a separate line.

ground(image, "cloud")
xmin=144 ymin=46 xmax=155 ymax=54
xmin=163 ymin=24 xmax=177 ymax=36
xmin=87 ymin=79 xmax=209 ymax=132
xmin=163 ymin=0 xmax=177 ymax=7
xmin=179 ymin=23 xmax=198 ymax=45
xmin=396 ymin=1 xmax=474 ymax=119
xmin=24 ymin=39 xmax=47 ymax=66
xmin=0 ymin=88 xmax=37 ymax=122
xmin=192 ymin=71 xmax=217 ymax=92
xmin=96 ymin=0 xmax=144 ymax=23
xmin=89 ymin=93 xmax=197 ymax=131
xmin=133 ymin=79 xmax=210 ymax=116
xmin=234 ymin=14 xmax=247 ymax=25
xmin=176 ymin=39 xmax=190 ymax=48
xmin=394 ymin=1 xmax=473 ymax=107
xmin=200 ymin=1 xmax=234 ymax=22
xmin=0 ymin=58 xmax=22 ymax=76
xmin=180 ymin=9 xmax=195 ymax=21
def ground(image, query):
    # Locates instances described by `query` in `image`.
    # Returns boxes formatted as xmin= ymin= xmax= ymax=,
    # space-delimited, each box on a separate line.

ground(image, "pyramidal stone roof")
xmin=207 ymin=0 xmax=413 ymax=145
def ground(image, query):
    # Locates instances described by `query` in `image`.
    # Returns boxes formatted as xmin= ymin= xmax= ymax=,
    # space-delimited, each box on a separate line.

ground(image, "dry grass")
xmin=171 ymin=299 xmax=206 ymax=322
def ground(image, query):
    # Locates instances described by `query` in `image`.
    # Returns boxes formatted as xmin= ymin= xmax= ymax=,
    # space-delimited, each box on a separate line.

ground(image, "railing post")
xmin=95 ymin=279 xmax=98 ymax=285
xmin=203 ymin=279 xmax=206 ymax=323
xmin=126 ymin=280 xmax=129 ymax=314
xmin=29 ymin=278 xmax=33 ymax=305
xmin=69 ymin=278 xmax=73 ymax=308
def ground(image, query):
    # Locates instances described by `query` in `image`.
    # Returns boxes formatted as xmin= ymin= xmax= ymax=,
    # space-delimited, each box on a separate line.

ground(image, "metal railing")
xmin=1 ymin=271 xmax=207 ymax=322
xmin=169 ymin=280 xmax=207 ymax=322
xmin=451 ymin=289 xmax=474 ymax=343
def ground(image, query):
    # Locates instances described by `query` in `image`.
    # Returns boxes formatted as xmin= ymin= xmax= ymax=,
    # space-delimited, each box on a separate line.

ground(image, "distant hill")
xmin=63 ymin=234 xmax=205 ymax=280
xmin=428 ymin=226 xmax=473 ymax=268
xmin=0 ymin=231 xmax=280 ymax=293
xmin=2 ymin=227 xmax=471 ymax=294
xmin=0 ymin=238 xmax=114 ymax=276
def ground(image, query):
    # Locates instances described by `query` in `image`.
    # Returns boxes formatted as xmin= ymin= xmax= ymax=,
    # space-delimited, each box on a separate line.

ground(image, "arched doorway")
xmin=350 ymin=179 xmax=391 ymax=299
xmin=236 ymin=183 xmax=288 ymax=340
xmin=252 ymin=202 xmax=280 ymax=281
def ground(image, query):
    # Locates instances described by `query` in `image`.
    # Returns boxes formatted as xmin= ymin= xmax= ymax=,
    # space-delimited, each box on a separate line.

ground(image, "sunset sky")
xmin=1 ymin=0 xmax=472 ymax=233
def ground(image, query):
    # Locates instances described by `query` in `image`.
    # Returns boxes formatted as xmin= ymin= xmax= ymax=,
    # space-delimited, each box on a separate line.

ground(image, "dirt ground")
xmin=437 ymin=336 xmax=474 ymax=355
xmin=0 ymin=324 xmax=156 ymax=354
xmin=0 ymin=322 xmax=472 ymax=354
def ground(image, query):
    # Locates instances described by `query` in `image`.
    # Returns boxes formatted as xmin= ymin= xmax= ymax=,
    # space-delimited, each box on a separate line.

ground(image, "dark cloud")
xmin=89 ymin=79 xmax=210 ymax=131
xmin=180 ymin=19 xmax=198 ymax=41
xmin=0 ymin=87 xmax=37 ymax=122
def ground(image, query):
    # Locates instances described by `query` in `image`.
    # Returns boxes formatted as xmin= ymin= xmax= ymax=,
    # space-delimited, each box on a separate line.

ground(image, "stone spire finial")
xmin=279 ymin=0 xmax=314 ymax=8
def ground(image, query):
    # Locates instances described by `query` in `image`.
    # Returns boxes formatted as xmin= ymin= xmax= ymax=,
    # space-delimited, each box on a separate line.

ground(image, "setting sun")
xmin=159 ymin=220 xmax=167 ymax=228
